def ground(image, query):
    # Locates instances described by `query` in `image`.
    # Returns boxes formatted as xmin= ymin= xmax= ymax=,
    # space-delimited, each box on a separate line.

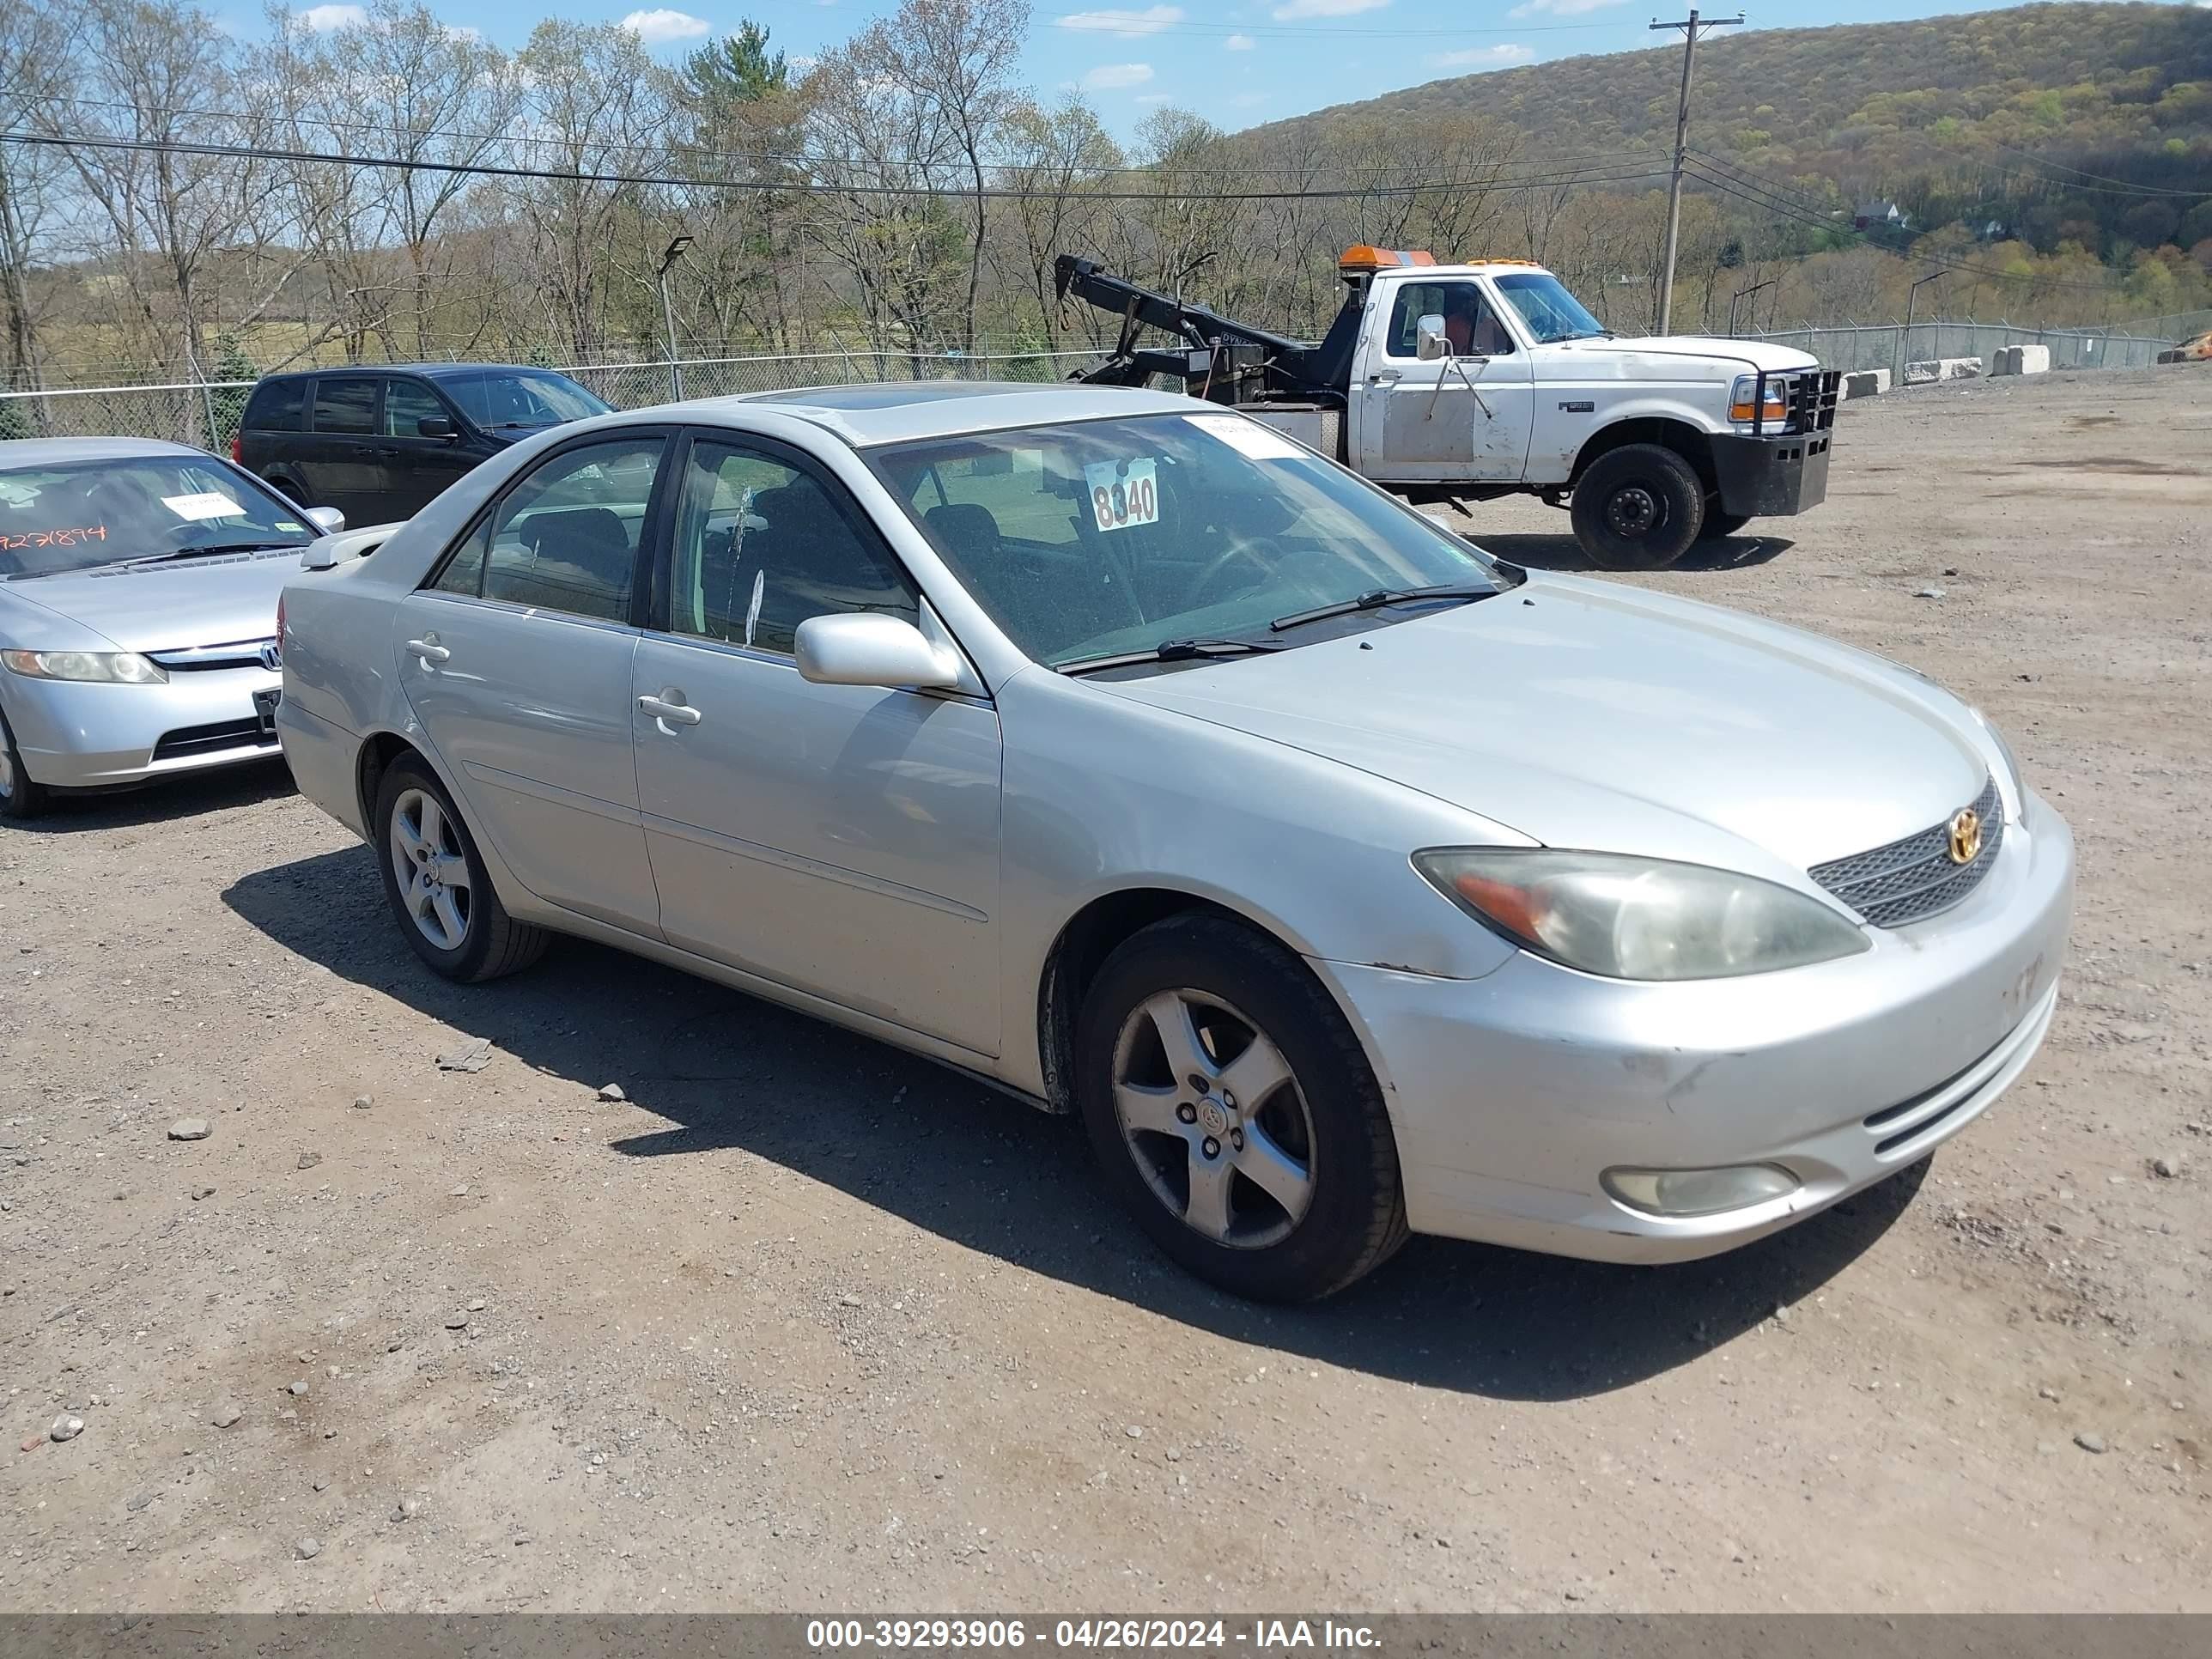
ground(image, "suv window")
xmin=670 ymin=440 xmax=917 ymax=654
xmin=1384 ymin=282 xmax=1515 ymax=358
xmin=313 ymin=376 xmax=380 ymax=435
xmin=434 ymin=437 xmax=663 ymax=624
xmin=244 ymin=378 xmax=307 ymax=433
xmin=383 ymin=379 xmax=448 ymax=438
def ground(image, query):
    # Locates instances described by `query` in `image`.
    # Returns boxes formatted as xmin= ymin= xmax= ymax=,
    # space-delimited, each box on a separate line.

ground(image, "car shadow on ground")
xmin=1473 ymin=532 xmax=1796 ymax=574
xmin=10 ymin=757 xmax=293 ymax=833
xmin=225 ymin=845 xmax=1920 ymax=1405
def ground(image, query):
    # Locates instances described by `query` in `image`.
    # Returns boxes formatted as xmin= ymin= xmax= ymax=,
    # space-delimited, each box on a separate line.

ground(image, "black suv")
xmin=234 ymin=364 xmax=612 ymax=526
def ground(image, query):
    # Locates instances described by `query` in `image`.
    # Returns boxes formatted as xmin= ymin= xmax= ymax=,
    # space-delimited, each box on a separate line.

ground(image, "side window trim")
xmin=416 ymin=427 xmax=678 ymax=614
xmin=309 ymin=373 xmax=384 ymax=436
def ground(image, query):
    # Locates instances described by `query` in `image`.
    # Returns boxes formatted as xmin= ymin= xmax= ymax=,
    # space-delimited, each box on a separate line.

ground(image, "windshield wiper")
xmin=1270 ymin=582 xmax=1495 ymax=634
xmin=1060 ymin=637 xmax=1285 ymax=675
xmin=123 ymin=541 xmax=302 ymax=568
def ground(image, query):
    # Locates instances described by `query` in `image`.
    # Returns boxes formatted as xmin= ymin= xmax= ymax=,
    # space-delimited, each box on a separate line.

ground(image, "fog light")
xmin=1601 ymin=1164 xmax=1800 ymax=1218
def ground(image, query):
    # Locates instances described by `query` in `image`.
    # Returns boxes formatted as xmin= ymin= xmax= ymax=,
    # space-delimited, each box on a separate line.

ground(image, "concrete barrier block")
xmin=1842 ymin=368 xmax=1889 ymax=399
xmin=1908 ymin=356 xmax=1982 ymax=382
xmin=2013 ymin=343 xmax=2050 ymax=374
xmin=1990 ymin=346 xmax=2021 ymax=375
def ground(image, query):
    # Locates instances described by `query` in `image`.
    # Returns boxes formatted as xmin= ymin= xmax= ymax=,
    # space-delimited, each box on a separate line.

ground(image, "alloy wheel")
xmin=388 ymin=787 xmax=473 ymax=951
xmin=1111 ymin=988 xmax=1316 ymax=1249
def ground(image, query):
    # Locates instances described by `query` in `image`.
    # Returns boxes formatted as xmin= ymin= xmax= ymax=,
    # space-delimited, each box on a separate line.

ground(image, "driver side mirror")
xmin=416 ymin=416 xmax=458 ymax=440
xmin=1416 ymin=313 xmax=1452 ymax=362
xmin=793 ymin=612 xmax=963 ymax=692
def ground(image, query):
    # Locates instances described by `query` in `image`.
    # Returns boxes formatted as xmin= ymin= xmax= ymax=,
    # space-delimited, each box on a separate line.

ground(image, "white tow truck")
xmin=1057 ymin=246 xmax=1840 ymax=569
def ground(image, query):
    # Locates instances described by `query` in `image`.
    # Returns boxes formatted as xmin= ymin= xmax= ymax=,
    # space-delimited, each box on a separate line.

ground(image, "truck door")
xmin=1351 ymin=277 xmax=1534 ymax=484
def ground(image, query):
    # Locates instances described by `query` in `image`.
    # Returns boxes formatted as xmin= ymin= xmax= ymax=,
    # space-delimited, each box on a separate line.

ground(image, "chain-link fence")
xmin=3 ymin=314 xmax=2204 ymax=450
xmin=0 ymin=347 xmax=1114 ymax=450
xmin=1735 ymin=311 xmax=2211 ymax=377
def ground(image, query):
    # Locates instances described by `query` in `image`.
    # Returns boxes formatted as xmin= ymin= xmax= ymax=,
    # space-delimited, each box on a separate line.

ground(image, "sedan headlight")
xmin=1729 ymin=373 xmax=1792 ymax=430
xmin=1413 ymin=848 xmax=1869 ymax=981
xmin=1 ymin=649 xmax=167 ymax=684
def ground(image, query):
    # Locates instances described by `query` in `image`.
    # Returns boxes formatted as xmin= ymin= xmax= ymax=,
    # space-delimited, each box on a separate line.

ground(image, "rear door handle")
xmin=404 ymin=638 xmax=449 ymax=664
xmin=639 ymin=694 xmax=702 ymax=726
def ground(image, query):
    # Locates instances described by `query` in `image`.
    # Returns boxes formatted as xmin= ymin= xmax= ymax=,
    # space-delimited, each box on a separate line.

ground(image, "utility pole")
xmin=656 ymin=234 xmax=694 ymax=401
xmin=1650 ymin=9 xmax=1743 ymax=336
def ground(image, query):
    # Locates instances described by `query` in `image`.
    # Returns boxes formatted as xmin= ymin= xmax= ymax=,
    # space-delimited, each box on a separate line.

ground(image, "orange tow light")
xmin=1339 ymin=245 xmax=1437 ymax=273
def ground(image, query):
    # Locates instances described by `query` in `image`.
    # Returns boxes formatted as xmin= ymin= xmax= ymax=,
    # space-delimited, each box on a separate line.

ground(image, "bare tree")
xmin=0 ymin=0 xmax=66 ymax=393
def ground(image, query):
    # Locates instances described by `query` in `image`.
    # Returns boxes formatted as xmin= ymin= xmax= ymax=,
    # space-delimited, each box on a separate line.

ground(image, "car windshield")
xmin=870 ymin=411 xmax=1505 ymax=668
xmin=1493 ymin=272 xmax=1609 ymax=343
xmin=434 ymin=369 xmax=611 ymax=429
xmin=0 ymin=456 xmax=313 ymax=579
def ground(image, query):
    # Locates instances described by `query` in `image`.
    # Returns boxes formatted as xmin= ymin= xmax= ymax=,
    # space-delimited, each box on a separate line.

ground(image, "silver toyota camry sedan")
xmin=276 ymin=384 xmax=2073 ymax=1301
xmin=0 ymin=437 xmax=343 ymax=819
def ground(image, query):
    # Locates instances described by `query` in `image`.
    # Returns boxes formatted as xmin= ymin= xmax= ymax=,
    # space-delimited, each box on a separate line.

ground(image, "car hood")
xmin=1 ymin=546 xmax=300 ymax=652
xmin=1092 ymin=575 xmax=1990 ymax=879
xmin=1551 ymin=335 xmax=1820 ymax=376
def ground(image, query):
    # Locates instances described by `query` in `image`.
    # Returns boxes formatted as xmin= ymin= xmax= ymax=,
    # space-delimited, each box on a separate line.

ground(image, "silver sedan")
xmin=276 ymin=385 xmax=2072 ymax=1301
xmin=0 ymin=437 xmax=343 ymax=819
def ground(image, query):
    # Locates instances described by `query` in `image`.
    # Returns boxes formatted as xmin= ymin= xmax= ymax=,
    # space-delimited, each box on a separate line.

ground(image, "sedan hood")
xmin=1094 ymin=576 xmax=1989 ymax=878
xmin=3 ymin=546 xmax=299 ymax=652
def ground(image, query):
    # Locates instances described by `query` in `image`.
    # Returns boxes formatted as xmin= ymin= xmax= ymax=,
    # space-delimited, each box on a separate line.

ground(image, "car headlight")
xmin=1 ymin=649 xmax=168 ymax=684
xmin=1729 ymin=373 xmax=1792 ymax=429
xmin=1413 ymin=848 xmax=1869 ymax=981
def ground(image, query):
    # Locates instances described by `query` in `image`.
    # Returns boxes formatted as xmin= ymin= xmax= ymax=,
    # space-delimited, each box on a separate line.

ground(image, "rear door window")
xmin=312 ymin=376 xmax=380 ymax=435
xmin=244 ymin=378 xmax=307 ymax=433
xmin=383 ymin=379 xmax=449 ymax=438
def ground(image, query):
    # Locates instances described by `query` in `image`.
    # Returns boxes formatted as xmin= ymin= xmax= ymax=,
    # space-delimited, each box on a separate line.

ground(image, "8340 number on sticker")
xmin=1084 ymin=459 xmax=1158 ymax=533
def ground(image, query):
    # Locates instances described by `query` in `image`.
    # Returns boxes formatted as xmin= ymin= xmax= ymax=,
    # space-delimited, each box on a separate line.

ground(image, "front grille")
xmin=1809 ymin=775 xmax=2003 ymax=928
xmin=151 ymin=717 xmax=278 ymax=763
xmin=146 ymin=637 xmax=278 ymax=672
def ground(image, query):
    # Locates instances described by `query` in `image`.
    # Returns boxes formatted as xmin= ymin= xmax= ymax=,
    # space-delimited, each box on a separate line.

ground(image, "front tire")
xmin=1074 ymin=915 xmax=1408 ymax=1302
xmin=374 ymin=754 xmax=549 ymax=981
xmin=0 ymin=708 xmax=51 ymax=822
xmin=1571 ymin=443 xmax=1705 ymax=570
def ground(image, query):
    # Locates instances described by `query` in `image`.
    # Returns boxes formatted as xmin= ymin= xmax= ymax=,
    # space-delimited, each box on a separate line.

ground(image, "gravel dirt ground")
xmin=1 ymin=367 xmax=2206 ymax=1613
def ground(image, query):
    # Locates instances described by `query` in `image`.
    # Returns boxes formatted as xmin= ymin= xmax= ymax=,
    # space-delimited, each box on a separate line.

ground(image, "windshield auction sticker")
xmin=1084 ymin=458 xmax=1159 ymax=533
xmin=1184 ymin=411 xmax=1304 ymax=460
xmin=161 ymin=491 xmax=245 ymax=521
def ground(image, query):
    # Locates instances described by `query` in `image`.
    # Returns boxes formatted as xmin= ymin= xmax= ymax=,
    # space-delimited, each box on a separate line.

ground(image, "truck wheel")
xmin=1571 ymin=444 xmax=1705 ymax=570
xmin=1700 ymin=512 xmax=1753 ymax=540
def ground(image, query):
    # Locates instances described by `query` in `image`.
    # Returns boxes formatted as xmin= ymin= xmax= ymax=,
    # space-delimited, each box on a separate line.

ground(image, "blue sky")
xmin=246 ymin=1 xmax=2081 ymax=141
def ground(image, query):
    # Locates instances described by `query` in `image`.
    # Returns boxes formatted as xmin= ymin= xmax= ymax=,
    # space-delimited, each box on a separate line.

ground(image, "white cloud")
xmin=1224 ymin=32 xmax=1255 ymax=50
xmin=441 ymin=23 xmax=483 ymax=42
xmin=1056 ymin=6 xmax=1182 ymax=37
xmin=1269 ymin=0 xmax=1388 ymax=18
xmin=619 ymin=9 xmax=712 ymax=43
xmin=295 ymin=3 xmax=367 ymax=29
xmin=1509 ymin=0 xmax=1625 ymax=15
xmin=1083 ymin=62 xmax=1155 ymax=89
xmin=1430 ymin=43 xmax=1535 ymax=70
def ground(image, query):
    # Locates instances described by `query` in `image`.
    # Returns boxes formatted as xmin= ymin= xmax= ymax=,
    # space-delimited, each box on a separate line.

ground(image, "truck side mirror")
xmin=1416 ymin=314 xmax=1451 ymax=362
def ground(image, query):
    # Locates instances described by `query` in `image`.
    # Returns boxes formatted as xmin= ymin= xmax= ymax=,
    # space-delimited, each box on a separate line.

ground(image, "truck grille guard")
xmin=1751 ymin=368 xmax=1843 ymax=437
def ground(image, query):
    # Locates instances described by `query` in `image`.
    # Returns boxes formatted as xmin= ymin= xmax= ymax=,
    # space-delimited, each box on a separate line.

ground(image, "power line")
xmin=0 ymin=128 xmax=1671 ymax=204
xmin=1983 ymin=137 xmax=2212 ymax=199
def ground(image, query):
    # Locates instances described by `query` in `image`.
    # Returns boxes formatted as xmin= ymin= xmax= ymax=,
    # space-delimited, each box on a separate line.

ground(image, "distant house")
xmin=1979 ymin=219 xmax=2008 ymax=241
xmin=1853 ymin=200 xmax=1911 ymax=232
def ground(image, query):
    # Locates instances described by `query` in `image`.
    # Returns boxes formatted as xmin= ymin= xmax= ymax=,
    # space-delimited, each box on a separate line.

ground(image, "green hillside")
xmin=1249 ymin=3 xmax=2212 ymax=263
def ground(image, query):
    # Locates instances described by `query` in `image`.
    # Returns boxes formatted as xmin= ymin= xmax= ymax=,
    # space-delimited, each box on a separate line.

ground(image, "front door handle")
xmin=405 ymin=637 xmax=449 ymax=664
xmin=639 ymin=694 xmax=702 ymax=726
xmin=1369 ymin=369 xmax=1401 ymax=384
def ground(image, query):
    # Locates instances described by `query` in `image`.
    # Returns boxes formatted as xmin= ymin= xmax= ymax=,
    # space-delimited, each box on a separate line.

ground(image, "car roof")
xmin=0 ymin=435 xmax=211 ymax=467
xmin=252 ymin=363 xmax=568 ymax=381
xmin=699 ymin=381 xmax=1204 ymax=447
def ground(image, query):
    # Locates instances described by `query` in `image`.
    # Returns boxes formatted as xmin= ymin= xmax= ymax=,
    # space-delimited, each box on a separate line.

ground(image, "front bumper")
xmin=1711 ymin=428 xmax=1832 ymax=519
xmin=2 ymin=663 xmax=283 ymax=789
xmin=1314 ymin=791 xmax=2074 ymax=1264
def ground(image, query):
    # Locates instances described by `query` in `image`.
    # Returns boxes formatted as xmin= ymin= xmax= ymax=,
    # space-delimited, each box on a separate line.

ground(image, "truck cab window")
xmin=1385 ymin=283 xmax=1512 ymax=359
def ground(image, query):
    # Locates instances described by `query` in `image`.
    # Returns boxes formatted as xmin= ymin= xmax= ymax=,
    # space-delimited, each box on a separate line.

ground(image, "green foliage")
xmin=684 ymin=19 xmax=788 ymax=109
xmin=208 ymin=331 xmax=257 ymax=449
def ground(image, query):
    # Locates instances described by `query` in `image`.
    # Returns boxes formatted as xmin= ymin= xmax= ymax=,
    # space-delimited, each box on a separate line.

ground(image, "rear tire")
xmin=1073 ymin=915 xmax=1408 ymax=1302
xmin=0 ymin=708 xmax=52 ymax=822
xmin=373 ymin=753 xmax=549 ymax=981
xmin=1700 ymin=510 xmax=1753 ymax=540
xmin=1571 ymin=443 xmax=1705 ymax=570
